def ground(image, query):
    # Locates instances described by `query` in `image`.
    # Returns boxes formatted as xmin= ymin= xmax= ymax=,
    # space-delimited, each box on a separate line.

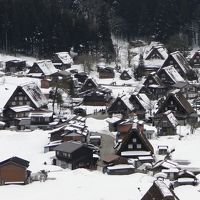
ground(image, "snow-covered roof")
xmin=154 ymin=180 xmax=174 ymax=198
xmin=136 ymin=93 xmax=150 ymax=110
xmin=34 ymin=60 xmax=58 ymax=75
xmin=171 ymin=51 xmax=191 ymax=73
xmin=121 ymin=95 xmax=134 ymax=111
xmin=0 ymin=83 xmax=17 ymax=109
xmin=164 ymin=110 xmax=179 ymax=127
xmin=162 ymin=65 xmax=184 ymax=83
xmin=144 ymin=42 xmax=168 ymax=60
xmin=107 ymin=164 xmax=135 ymax=170
xmin=21 ymin=82 xmax=48 ymax=108
xmin=55 ymin=52 xmax=73 ymax=65
xmin=10 ymin=105 xmax=34 ymax=113
xmin=121 ymin=151 xmax=151 ymax=157
xmin=29 ymin=111 xmax=53 ymax=118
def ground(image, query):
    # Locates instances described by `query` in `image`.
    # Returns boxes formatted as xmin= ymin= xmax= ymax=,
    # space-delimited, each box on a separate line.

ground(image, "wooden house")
xmin=52 ymin=52 xmax=73 ymax=70
xmin=156 ymin=89 xmax=198 ymax=125
xmin=3 ymin=82 xmax=48 ymax=127
xmin=189 ymin=50 xmax=200 ymax=68
xmin=0 ymin=157 xmax=30 ymax=185
xmin=143 ymin=72 xmax=163 ymax=86
xmin=172 ymin=81 xmax=198 ymax=99
xmin=120 ymin=70 xmax=132 ymax=80
xmin=5 ymin=60 xmax=26 ymax=73
xmin=29 ymin=110 xmax=53 ymax=130
xmin=116 ymin=128 xmax=154 ymax=165
xmin=54 ymin=141 xmax=94 ymax=170
xmin=4 ymin=105 xmax=34 ymax=129
xmin=142 ymin=72 xmax=167 ymax=99
xmin=129 ymin=93 xmax=151 ymax=120
xmin=107 ymin=95 xmax=134 ymax=118
xmin=49 ymin=126 xmax=65 ymax=142
xmin=98 ymin=66 xmax=115 ymax=79
xmin=161 ymin=51 xmax=192 ymax=78
xmin=79 ymin=77 xmax=98 ymax=92
xmin=49 ymin=117 xmax=89 ymax=143
xmin=144 ymin=42 xmax=168 ymax=60
xmin=141 ymin=180 xmax=178 ymax=200
xmin=155 ymin=111 xmax=179 ymax=136
xmin=157 ymin=65 xmax=184 ymax=87
xmin=82 ymin=88 xmax=112 ymax=106
xmin=28 ymin=60 xmax=58 ymax=78
xmin=145 ymin=45 xmax=168 ymax=60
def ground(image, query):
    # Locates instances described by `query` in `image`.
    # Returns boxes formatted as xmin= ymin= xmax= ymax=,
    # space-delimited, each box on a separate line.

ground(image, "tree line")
xmin=0 ymin=0 xmax=200 ymax=58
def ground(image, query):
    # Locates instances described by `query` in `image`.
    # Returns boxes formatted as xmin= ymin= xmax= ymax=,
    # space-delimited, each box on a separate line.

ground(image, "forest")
xmin=0 ymin=0 xmax=200 ymax=58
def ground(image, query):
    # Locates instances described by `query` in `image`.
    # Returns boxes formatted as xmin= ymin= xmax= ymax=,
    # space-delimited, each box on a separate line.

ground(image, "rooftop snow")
xmin=34 ymin=60 xmax=58 ymax=75
xmin=55 ymin=52 xmax=73 ymax=65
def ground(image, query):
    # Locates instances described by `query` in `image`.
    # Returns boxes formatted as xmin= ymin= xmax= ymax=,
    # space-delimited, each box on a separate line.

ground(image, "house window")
xmin=194 ymin=59 xmax=197 ymax=63
xmin=19 ymin=96 xmax=23 ymax=101
xmin=132 ymin=138 xmax=137 ymax=143
xmin=171 ymin=101 xmax=173 ymax=105
xmin=44 ymin=117 xmax=49 ymax=122
xmin=163 ymin=121 xmax=168 ymax=126
xmin=11 ymin=101 xmax=16 ymax=106
xmin=175 ymin=107 xmax=177 ymax=111
xmin=170 ymin=60 xmax=173 ymax=64
xmin=56 ymin=151 xmax=60 ymax=156
xmin=63 ymin=152 xmax=67 ymax=157
xmin=128 ymin=144 xmax=133 ymax=149
xmin=24 ymin=96 xmax=27 ymax=100
xmin=14 ymin=97 xmax=17 ymax=100
xmin=68 ymin=153 xmax=71 ymax=158
xmin=137 ymin=144 xmax=142 ymax=149
xmin=26 ymin=101 xmax=30 ymax=105
xmin=196 ymin=56 xmax=199 ymax=59
xmin=117 ymin=101 xmax=121 ymax=105
xmin=88 ymin=83 xmax=92 ymax=86
xmin=165 ymin=107 xmax=168 ymax=111
xmin=149 ymin=79 xmax=153 ymax=83
xmin=19 ymin=101 xmax=23 ymax=106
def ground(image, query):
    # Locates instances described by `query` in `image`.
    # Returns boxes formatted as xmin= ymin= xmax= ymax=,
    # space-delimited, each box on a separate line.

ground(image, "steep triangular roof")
xmin=141 ymin=180 xmax=179 ymax=200
xmin=54 ymin=52 xmax=73 ymax=65
xmin=31 ymin=60 xmax=58 ymax=76
xmin=162 ymin=51 xmax=191 ymax=74
xmin=159 ymin=65 xmax=184 ymax=83
xmin=80 ymin=77 xmax=98 ymax=92
xmin=144 ymin=72 xmax=163 ymax=86
xmin=157 ymin=89 xmax=195 ymax=115
xmin=21 ymin=82 xmax=48 ymax=108
xmin=117 ymin=128 xmax=154 ymax=155
xmin=107 ymin=95 xmax=134 ymax=114
xmin=120 ymin=70 xmax=132 ymax=80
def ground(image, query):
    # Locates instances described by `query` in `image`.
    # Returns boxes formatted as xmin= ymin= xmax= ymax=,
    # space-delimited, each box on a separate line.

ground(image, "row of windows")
xmin=31 ymin=117 xmax=50 ymax=122
xmin=14 ymin=96 xmax=28 ymax=101
xmin=11 ymin=101 xmax=31 ymax=106
xmin=128 ymin=143 xmax=141 ymax=149
xmin=56 ymin=151 xmax=71 ymax=158
xmin=16 ymin=113 xmax=29 ymax=118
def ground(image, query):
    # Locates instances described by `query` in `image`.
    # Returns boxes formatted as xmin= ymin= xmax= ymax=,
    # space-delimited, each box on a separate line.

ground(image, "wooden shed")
xmin=0 ymin=157 xmax=30 ymax=185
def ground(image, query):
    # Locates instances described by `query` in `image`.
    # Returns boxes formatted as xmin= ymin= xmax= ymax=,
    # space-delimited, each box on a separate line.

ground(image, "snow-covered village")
xmin=1 ymin=1 xmax=200 ymax=200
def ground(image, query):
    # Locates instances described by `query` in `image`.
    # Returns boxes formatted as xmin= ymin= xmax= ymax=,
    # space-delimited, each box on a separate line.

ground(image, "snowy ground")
xmin=0 ymin=119 xmax=200 ymax=199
